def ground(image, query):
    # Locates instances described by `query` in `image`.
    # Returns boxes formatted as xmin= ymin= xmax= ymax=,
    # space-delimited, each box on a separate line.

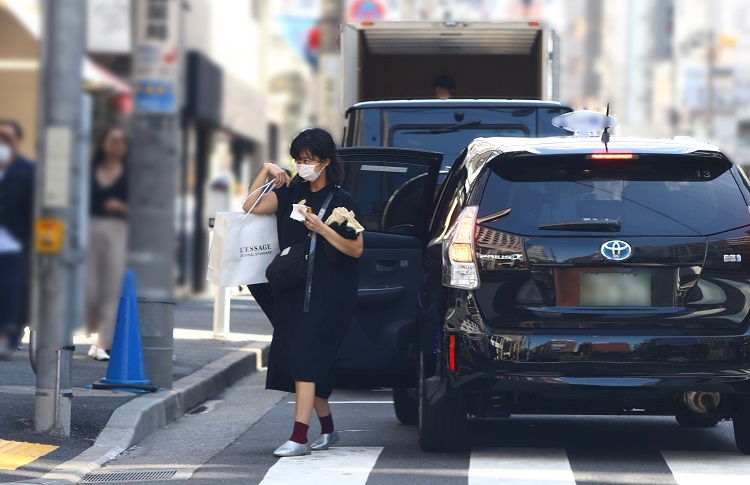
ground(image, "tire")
xmin=675 ymin=412 xmax=720 ymax=428
xmin=417 ymin=349 xmax=468 ymax=452
xmin=733 ymin=396 xmax=750 ymax=454
xmin=393 ymin=387 xmax=418 ymax=425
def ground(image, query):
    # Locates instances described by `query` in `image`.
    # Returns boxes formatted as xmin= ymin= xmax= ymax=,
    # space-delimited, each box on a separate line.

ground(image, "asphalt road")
xmin=85 ymin=370 xmax=750 ymax=485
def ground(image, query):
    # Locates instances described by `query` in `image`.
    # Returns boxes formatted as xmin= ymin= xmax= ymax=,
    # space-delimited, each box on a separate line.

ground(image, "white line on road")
xmin=469 ymin=448 xmax=576 ymax=485
xmin=662 ymin=450 xmax=750 ymax=485
xmin=259 ymin=447 xmax=383 ymax=485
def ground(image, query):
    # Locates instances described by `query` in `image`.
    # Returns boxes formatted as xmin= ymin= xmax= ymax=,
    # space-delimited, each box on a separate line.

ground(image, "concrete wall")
xmin=0 ymin=7 xmax=39 ymax=159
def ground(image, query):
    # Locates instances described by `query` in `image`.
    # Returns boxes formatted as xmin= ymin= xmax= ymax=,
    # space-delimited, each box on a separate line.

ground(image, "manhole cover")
xmin=81 ymin=470 xmax=178 ymax=482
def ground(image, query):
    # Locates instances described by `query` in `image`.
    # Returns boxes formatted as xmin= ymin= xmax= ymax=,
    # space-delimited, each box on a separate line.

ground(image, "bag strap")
xmin=304 ymin=188 xmax=337 ymax=312
xmin=240 ymin=181 xmax=275 ymax=221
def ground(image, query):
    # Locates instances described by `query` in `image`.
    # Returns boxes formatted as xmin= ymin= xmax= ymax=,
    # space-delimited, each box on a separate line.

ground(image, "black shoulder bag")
xmin=265 ymin=190 xmax=336 ymax=312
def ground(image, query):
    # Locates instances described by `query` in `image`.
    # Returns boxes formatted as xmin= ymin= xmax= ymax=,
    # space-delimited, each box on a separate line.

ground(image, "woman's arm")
xmin=300 ymin=210 xmax=364 ymax=259
xmin=241 ymin=163 xmax=290 ymax=215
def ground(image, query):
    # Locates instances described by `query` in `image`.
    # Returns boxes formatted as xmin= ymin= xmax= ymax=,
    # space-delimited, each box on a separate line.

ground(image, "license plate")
xmin=580 ymin=272 xmax=651 ymax=307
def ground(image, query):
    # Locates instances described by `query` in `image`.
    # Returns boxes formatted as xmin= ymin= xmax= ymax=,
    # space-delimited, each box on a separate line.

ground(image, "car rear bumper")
xmin=426 ymin=332 xmax=750 ymax=404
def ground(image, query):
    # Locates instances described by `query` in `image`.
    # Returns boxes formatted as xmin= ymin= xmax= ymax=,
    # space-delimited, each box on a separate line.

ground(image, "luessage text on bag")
xmin=239 ymin=244 xmax=275 ymax=258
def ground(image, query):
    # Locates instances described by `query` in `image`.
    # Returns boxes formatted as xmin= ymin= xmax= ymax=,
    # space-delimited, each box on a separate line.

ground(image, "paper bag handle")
xmin=240 ymin=181 xmax=275 ymax=220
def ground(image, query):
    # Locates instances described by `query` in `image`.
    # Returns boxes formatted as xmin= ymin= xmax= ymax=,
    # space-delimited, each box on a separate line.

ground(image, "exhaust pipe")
xmin=683 ymin=391 xmax=720 ymax=413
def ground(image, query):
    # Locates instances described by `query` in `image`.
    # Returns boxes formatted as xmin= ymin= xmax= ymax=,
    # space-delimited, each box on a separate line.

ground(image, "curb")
xmin=7 ymin=342 xmax=270 ymax=485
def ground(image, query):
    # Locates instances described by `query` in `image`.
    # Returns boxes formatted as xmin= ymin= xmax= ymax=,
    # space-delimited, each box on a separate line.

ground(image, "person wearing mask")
xmin=242 ymin=128 xmax=363 ymax=457
xmin=0 ymin=121 xmax=34 ymax=360
xmin=86 ymin=127 xmax=129 ymax=361
xmin=432 ymin=75 xmax=457 ymax=99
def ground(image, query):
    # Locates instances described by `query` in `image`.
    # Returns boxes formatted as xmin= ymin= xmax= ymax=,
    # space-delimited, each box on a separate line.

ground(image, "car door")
xmin=335 ymin=147 xmax=444 ymax=387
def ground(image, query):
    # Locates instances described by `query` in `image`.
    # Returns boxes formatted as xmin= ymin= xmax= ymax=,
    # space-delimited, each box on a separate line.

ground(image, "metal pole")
xmin=706 ymin=2 xmax=716 ymax=139
xmin=127 ymin=0 xmax=183 ymax=390
xmin=33 ymin=0 xmax=86 ymax=437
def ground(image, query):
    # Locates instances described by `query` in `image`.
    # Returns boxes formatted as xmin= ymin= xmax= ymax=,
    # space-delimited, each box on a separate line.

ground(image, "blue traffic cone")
xmin=92 ymin=270 xmax=158 ymax=392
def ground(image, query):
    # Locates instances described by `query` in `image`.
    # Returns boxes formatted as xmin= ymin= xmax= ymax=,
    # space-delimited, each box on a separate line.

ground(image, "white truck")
xmin=341 ymin=20 xmax=561 ymax=107
xmin=339 ymin=21 xmax=570 ymax=163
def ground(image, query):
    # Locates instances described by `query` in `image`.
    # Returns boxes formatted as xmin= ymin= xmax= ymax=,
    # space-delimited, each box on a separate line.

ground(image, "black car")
xmin=336 ymin=132 xmax=750 ymax=454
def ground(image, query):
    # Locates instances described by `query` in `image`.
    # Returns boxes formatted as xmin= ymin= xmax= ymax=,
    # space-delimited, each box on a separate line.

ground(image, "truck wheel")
xmin=393 ymin=387 xmax=418 ymax=425
xmin=733 ymin=396 xmax=750 ymax=454
xmin=675 ymin=412 xmax=720 ymax=428
xmin=418 ymin=350 xmax=468 ymax=452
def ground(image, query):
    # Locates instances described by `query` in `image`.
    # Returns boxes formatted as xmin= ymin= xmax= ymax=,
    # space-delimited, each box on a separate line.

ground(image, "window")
xmin=479 ymin=153 xmax=750 ymax=236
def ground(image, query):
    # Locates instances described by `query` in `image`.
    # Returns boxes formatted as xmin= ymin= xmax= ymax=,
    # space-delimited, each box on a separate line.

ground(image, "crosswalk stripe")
xmin=259 ymin=447 xmax=383 ymax=485
xmin=661 ymin=450 xmax=750 ymax=485
xmin=469 ymin=448 xmax=576 ymax=485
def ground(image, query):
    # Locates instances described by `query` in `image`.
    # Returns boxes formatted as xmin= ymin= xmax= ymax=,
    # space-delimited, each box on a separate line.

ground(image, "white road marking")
xmin=662 ymin=451 xmax=750 ymax=485
xmin=469 ymin=448 xmax=576 ymax=485
xmin=286 ymin=401 xmax=394 ymax=404
xmin=259 ymin=447 xmax=383 ymax=485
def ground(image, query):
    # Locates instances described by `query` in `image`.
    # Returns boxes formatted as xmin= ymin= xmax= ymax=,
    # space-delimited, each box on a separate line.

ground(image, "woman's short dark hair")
xmin=289 ymin=127 xmax=344 ymax=186
xmin=92 ymin=126 xmax=130 ymax=167
xmin=0 ymin=131 xmax=13 ymax=145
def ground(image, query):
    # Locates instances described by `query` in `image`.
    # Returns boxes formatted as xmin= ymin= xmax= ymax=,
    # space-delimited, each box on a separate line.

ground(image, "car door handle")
xmin=375 ymin=259 xmax=400 ymax=271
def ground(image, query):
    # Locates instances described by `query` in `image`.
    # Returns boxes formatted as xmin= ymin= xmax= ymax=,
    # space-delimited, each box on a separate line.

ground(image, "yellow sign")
xmin=0 ymin=440 xmax=58 ymax=470
xmin=35 ymin=219 xmax=65 ymax=254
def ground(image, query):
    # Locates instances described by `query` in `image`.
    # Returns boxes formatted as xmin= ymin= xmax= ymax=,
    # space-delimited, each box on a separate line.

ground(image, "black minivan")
xmin=336 ymin=134 xmax=750 ymax=454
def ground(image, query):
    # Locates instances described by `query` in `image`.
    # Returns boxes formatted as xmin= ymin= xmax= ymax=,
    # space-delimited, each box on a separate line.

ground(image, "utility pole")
xmin=33 ymin=0 xmax=87 ymax=437
xmin=127 ymin=0 xmax=183 ymax=389
xmin=318 ymin=0 xmax=345 ymax=134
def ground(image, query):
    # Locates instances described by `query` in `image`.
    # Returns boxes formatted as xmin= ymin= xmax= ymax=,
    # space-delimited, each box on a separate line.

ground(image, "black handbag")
xmin=264 ymin=237 xmax=310 ymax=289
xmin=265 ymin=190 xmax=336 ymax=311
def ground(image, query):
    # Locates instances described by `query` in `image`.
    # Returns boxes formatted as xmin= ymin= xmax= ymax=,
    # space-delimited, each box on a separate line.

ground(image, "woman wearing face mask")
xmin=243 ymin=128 xmax=363 ymax=457
xmin=86 ymin=127 xmax=130 ymax=361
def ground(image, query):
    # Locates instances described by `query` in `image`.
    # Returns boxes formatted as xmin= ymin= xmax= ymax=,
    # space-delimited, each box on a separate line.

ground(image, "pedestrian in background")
xmin=242 ymin=128 xmax=363 ymax=457
xmin=0 ymin=120 xmax=35 ymax=360
xmin=86 ymin=127 xmax=129 ymax=361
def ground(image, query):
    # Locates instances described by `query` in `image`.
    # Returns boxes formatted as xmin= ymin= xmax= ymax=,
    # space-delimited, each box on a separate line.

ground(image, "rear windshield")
xmin=479 ymin=153 xmax=750 ymax=236
xmin=383 ymin=107 xmax=570 ymax=164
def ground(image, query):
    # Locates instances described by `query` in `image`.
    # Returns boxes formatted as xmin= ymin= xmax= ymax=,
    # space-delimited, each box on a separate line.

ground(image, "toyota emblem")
xmin=600 ymin=240 xmax=633 ymax=261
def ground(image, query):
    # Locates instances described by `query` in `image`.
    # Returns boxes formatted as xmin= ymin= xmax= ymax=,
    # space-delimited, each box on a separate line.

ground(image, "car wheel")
xmin=418 ymin=349 xmax=468 ymax=452
xmin=393 ymin=387 xmax=418 ymax=425
xmin=675 ymin=412 xmax=720 ymax=428
xmin=733 ymin=396 xmax=750 ymax=454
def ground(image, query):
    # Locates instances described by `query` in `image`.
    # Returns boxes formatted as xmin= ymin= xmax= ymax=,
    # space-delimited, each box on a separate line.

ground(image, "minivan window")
xmin=479 ymin=154 xmax=750 ymax=236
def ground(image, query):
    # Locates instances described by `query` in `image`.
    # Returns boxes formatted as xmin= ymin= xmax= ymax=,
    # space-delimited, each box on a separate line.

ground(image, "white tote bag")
xmin=206 ymin=182 xmax=279 ymax=287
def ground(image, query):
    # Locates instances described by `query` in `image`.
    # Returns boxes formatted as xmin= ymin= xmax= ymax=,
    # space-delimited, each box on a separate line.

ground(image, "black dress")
xmin=265 ymin=181 xmax=360 ymax=399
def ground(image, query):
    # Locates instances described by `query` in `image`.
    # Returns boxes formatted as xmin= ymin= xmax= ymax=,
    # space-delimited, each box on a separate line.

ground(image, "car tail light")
xmin=448 ymin=334 xmax=457 ymax=372
xmin=443 ymin=206 xmax=480 ymax=289
xmin=588 ymin=153 xmax=637 ymax=160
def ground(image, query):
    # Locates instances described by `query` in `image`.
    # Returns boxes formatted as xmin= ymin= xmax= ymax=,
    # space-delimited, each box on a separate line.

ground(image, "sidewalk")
xmin=0 ymin=295 xmax=272 ymax=484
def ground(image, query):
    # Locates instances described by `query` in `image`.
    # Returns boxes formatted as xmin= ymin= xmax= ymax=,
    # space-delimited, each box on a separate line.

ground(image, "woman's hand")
xmin=104 ymin=198 xmax=128 ymax=215
xmin=264 ymin=163 xmax=290 ymax=189
xmin=301 ymin=210 xmax=329 ymax=235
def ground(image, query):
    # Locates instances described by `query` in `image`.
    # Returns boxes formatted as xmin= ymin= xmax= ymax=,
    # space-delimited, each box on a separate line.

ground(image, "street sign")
xmin=42 ymin=127 xmax=72 ymax=209
xmin=133 ymin=0 xmax=180 ymax=113
xmin=35 ymin=219 xmax=65 ymax=254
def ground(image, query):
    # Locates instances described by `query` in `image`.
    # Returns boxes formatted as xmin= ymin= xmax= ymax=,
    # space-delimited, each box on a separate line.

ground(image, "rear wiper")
xmin=538 ymin=219 xmax=621 ymax=232
xmin=400 ymin=120 xmax=482 ymax=135
xmin=477 ymin=208 xmax=511 ymax=224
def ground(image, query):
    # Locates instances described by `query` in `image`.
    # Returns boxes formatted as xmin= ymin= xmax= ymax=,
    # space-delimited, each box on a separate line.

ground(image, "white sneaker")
xmin=94 ymin=347 xmax=110 ymax=361
xmin=88 ymin=344 xmax=98 ymax=358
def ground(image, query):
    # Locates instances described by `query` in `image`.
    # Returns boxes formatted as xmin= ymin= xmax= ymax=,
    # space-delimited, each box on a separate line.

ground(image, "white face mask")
xmin=0 ymin=145 xmax=11 ymax=165
xmin=297 ymin=163 xmax=323 ymax=182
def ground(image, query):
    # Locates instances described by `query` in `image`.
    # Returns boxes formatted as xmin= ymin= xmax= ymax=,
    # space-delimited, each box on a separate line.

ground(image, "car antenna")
xmin=601 ymin=103 xmax=611 ymax=153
